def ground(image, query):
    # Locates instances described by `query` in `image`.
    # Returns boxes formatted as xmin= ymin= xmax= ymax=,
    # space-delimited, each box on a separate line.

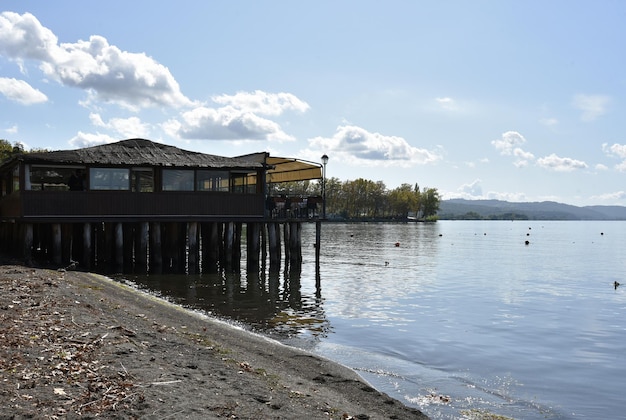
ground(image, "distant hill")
xmin=438 ymin=199 xmax=626 ymax=220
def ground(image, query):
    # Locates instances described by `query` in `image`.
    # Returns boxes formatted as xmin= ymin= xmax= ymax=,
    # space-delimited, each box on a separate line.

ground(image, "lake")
xmin=121 ymin=220 xmax=626 ymax=419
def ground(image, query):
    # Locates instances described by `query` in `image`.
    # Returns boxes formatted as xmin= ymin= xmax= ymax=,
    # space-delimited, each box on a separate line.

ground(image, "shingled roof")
xmin=12 ymin=139 xmax=264 ymax=170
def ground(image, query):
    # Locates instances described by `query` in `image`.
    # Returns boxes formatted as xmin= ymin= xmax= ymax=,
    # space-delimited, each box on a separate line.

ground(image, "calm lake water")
xmin=121 ymin=221 xmax=626 ymax=419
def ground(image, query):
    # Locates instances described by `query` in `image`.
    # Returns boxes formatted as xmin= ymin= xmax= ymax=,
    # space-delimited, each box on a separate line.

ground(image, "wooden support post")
xmin=224 ymin=222 xmax=234 ymax=269
xmin=102 ymin=223 xmax=114 ymax=268
xmin=123 ymin=223 xmax=134 ymax=271
xmin=52 ymin=223 xmax=62 ymax=266
xmin=289 ymin=222 xmax=302 ymax=266
xmin=82 ymin=223 xmax=92 ymax=270
xmin=188 ymin=222 xmax=199 ymax=274
xmin=315 ymin=220 xmax=321 ymax=269
xmin=283 ymin=222 xmax=290 ymax=264
xmin=150 ymin=222 xmax=162 ymax=273
xmin=114 ymin=222 xmax=124 ymax=271
xmin=234 ymin=222 xmax=242 ymax=270
xmin=163 ymin=222 xmax=175 ymax=271
xmin=267 ymin=222 xmax=281 ymax=269
xmin=135 ymin=222 xmax=149 ymax=273
xmin=246 ymin=222 xmax=260 ymax=270
xmin=261 ymin=222 xmax=267 ymax=267
xmin=61 ymin=223 xmax=73 ymax=265
xmin=23 ymin=223 xmax=33 ymax=266
xmin=201 ymin=222 xmax=219 ymax=273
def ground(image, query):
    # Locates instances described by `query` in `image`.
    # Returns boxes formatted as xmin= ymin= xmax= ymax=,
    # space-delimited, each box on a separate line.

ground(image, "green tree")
xmin=0 ymin=139 xmax=24 ymax=162
xmin=388 ymin=183 xmax=418 ymax=218
xmin=420 ymin=187 xmax=441 ymax=218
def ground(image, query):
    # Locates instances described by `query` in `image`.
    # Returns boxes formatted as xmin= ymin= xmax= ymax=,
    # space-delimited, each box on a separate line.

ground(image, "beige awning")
xmin=238 ymin=153 xmax=323 ymax=184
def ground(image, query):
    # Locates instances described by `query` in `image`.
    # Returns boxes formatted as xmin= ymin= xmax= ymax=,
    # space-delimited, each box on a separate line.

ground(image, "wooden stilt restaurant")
xmin=0 ymin=138 xmax=324 ymax=274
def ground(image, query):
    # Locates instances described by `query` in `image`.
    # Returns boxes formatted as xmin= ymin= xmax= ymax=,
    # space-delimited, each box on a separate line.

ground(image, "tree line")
xmin=269 ymin=177 xmax=441 ymax=221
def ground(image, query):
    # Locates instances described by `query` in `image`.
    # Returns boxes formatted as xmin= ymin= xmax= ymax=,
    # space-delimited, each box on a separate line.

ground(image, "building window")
xmin=27 ymin=165 xmax=85 ymax=191
xmin=196 ymin=170 xmax=229 ymax=192
xmin=90 ymin=168 xmax=130 ymax=190
xmin=231 ymin=172 xmax=256 ymax=194
xmin=162 ymin=169 xmax=194 ymax=191
xmin=131 ymin=168 xmax=154 ymax=192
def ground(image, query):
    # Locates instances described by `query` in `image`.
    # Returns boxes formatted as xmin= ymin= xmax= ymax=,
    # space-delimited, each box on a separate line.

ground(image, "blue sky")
xmin=1 ymin=1 xmax=625 ymax=206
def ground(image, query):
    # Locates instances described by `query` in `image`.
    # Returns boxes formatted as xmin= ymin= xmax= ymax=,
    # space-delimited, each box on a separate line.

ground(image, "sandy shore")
xmin=0 ymin=262 xmax=428 ymax=419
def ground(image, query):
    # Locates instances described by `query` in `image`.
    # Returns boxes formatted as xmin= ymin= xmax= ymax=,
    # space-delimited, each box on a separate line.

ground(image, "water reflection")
xmin=119 ymin=264 xmax=330 ymax=341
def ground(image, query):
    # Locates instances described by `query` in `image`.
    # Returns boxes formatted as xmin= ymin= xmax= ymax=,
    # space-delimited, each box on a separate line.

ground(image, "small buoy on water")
xmin=385 ymin=261 xmax=389 ymax=266
xmin=394 ymin=242 xmax=400 ymax=247
xmin=615 ymin=281 xmax=620 ymax=289
xmin=525 ymin=240 xmax=530 ymax=245
xmin=601 ymin=232 xmax=604 ymax=236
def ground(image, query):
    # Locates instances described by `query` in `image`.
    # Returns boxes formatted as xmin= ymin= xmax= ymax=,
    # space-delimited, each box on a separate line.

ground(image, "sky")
xmin=1 ymin=1 xmax=625 ymax=207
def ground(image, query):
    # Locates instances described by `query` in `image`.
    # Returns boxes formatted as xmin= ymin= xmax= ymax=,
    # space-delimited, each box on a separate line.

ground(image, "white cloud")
xmin=0 ymin=77 xmax=47 ymax=104
xmin=68 ymin=131 xmax=117 ymax=148
xmin=307 ymin=125 xmax=442 ymax=167
xmin=212 ymin=90 xmax=309 ymax=116
xmin=492 ymin=131 xmax=536 ymax=167
xmin=164 ymin=105 xmax=294 ymax=141
xmin=590 ymin=191 xmax=626 ymax=201
xmin=492 ymin=131 xmax=527 ymax=156
xmin=572 ymin=94 xmax=610 ymax=122
xmin=435 ymin=97 xmax=457 ymax=111
xmin=0 ymin=11 xmax=192 ymax=110
xmin=458 ymin=179 xmax=483 ymax=196
xmin=539 ymin=117 xmax=559 ymax=127
xmin=4 ymin=125 xmax=18 ymax=134
xmin=601 ymin=143 xmax=626 ymax=171
xmin=602 ymin=143 xmax=626 ymax=159
xmin=616 ymin=161 xmax=626 ymax=172
xmin=89 ymin=113 xmax=150 ymax=138
xmin=536 ymin=153 xmax=588 ymax=172
xmin=595 ymin=163 xmax=609 ymax=171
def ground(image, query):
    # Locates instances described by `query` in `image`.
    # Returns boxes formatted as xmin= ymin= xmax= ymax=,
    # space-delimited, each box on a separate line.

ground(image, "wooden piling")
xmin=82 ymin=222 xmax=92 ymax=270
xmin=135 ymin=222 xmax=148 ymax=273
xmin=223 ymin=222 xmax=234 ymax=268
xmin=52 ymin=223 xmax=62 ymax=266
xmin=23 ymin=223 xmax=33 ymax=266
xmin=188 ymin=221 xmax=199 ymax=274
xmin=114 ymin=222 xmax=124 ymax=271
xmin=246 ymin=222 xmax=261 ymax=270
xmin=149 ymin=222 xmax=162 ymax=272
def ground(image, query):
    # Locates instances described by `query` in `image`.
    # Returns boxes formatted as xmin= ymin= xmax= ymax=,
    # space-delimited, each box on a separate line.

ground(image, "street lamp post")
xmin=321 ymin=154 xmax=328 ymax=219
